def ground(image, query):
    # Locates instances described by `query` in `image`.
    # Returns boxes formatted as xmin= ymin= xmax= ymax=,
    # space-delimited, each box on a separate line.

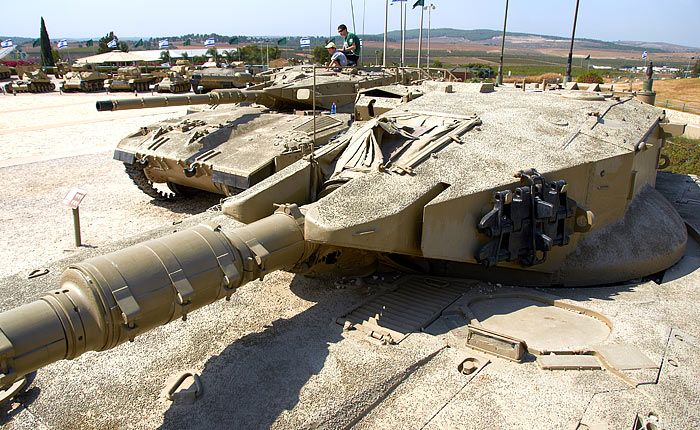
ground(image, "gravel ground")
xmin=0 ymin=90 xmax=220 ymax=279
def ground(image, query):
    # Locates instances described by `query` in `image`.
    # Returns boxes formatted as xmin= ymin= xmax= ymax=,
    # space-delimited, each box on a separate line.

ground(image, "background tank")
xmin=105 ymin=66 xmax=158 ymax=92
xmin=3 ymin=69 xmax=55 ymax=93
xmin=98 ymin=66 xmax=397 ymax=199
xmin=0 ymin=64 xmax=10 ymax=80
xmin=190 ymin=66 xmax=262 ymax=93
xmin=60 ymin=63 xmax=109 ymax=92
xmin=156 ymin=60 xmax=193 ymax=93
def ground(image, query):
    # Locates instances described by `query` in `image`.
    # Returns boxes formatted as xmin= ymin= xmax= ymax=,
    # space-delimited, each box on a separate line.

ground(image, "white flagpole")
xmin=383 ymin=0 xmax=388 ymax=67
xmin=417 ymin=4 xmax=424 ymax=69
xmin=400 ymin=1 xmax=405 ymax=66
xmin=362 ymin=0 xmax=366 ymax=66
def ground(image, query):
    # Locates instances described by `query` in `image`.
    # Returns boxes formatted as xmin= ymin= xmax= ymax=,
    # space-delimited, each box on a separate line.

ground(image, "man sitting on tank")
xmin=337 ymin=24 xmax=360 ymax=66
xmin=325 ymin=42 xmax=348 ymax=71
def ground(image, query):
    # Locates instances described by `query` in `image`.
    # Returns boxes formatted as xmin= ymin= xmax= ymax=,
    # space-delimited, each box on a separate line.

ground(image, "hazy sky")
xmin=3 ymin=0 xmax=699 ymax=48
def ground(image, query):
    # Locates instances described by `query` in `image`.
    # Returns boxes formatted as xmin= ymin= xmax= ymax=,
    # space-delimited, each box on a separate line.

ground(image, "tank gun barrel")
xmin=0 ymin=205 xmax=309 ymax=391
xmin=95 ymin=89 xmax=264 ymax=112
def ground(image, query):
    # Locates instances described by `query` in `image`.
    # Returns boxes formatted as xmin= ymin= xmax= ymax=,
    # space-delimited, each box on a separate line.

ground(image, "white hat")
xmin=325 ymin=42 xmax=336 ymax=49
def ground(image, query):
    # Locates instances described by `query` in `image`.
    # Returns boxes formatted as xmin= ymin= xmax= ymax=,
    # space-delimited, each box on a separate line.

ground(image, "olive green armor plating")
xmin=0 ymin=83 xmax=687 ymax=393
xmin=98 ymin=66 xmax=397 ymax=198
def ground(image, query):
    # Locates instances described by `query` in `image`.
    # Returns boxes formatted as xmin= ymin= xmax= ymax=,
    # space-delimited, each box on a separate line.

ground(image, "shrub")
xmin=576 ymin=71 xmax=604 ymax=84
xmin=661 ymin=136 xmax=700 ymax=175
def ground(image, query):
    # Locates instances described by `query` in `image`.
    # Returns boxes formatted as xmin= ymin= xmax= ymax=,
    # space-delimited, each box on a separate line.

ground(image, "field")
xmin=632 ymin=78 xmax=700 ymax=104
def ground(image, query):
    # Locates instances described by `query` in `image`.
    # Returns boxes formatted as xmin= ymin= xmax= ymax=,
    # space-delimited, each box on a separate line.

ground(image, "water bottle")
xmin=330 ymin=102 xmax=336 ymax=115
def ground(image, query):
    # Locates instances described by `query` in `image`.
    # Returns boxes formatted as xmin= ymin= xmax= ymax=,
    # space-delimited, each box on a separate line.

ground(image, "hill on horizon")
xmin=3 ymin=28 xmax=697 ymax=53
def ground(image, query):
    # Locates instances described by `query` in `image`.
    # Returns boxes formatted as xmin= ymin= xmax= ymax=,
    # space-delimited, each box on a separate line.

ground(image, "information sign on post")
xmin=62 ymin=187 xmax=88 ymax=246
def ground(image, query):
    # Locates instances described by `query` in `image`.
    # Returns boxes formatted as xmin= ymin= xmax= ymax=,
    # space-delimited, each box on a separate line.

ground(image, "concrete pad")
xmin=596 ymin=344 xmax=657 ymax=370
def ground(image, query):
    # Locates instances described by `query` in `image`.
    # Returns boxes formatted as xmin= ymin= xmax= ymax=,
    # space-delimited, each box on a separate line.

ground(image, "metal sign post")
xmin=62 ymin=187 xmax=87 ymax=247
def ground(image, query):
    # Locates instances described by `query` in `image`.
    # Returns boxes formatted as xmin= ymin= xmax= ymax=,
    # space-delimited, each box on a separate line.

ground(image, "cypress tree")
xmin=39 ymin=17 xmax=55 ymax=68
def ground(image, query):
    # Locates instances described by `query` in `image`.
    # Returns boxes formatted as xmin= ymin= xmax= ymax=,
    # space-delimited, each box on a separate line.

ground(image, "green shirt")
xmin=343 ymin=32 xmax=361 ymax=56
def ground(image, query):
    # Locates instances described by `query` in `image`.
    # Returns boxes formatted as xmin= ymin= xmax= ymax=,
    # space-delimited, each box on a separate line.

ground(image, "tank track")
xmin=80 ymin=80 xmax=105 ymax=92
xmin=124 ymin=163 xmax=180 ymax=200
xmin=29 ymin=82 xmax=55 ymax=93
xmin=3 ymin=82 xmax=54 ymax=93
xmin=132 ymin=82 xmax=151 ymax=92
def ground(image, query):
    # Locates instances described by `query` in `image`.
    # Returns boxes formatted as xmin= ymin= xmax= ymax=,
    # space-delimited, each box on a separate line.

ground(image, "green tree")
xmin=692 ymin=59 xmax=700 ymax=78
xmin=222 ymin=50 xmax=237 ymax=64
xmin=160 ymin=50 xmax=171 ymax=64
xmin=432 ymin=60 xmax=444 ymax=68
xmin=118 ymin=41 xmax=129 ymax=52
xmin=206 ymin=47 xmax=220 ymax=65
xmin=51 ymin=49 xmax=61 ymax=64
xmin=313 ymin=46 xmax=330 ymax=64
xmin=239 ymin=45 xmax=262 ymax=64
xmin=180 ymin=52 xmax=189 ymax=62
xmin=98 ymin=32 xmax=118 ymax=54
xmin=39 ymin=17 xmax=55 ymax=68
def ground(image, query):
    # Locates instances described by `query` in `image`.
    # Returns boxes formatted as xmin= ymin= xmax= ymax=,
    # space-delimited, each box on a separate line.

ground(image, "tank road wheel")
xmin=124 ymin=163 xmax=192 ymax=201
xmin=166 ymin=182 xmax=202 ymax=197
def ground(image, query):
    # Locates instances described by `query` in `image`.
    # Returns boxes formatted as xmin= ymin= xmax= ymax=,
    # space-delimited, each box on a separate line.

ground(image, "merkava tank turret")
xmin=156 ymin=60 xmax=194 ymax=93
xmin=59 ymin=63 xmax=109 ymax=92
xmin=0 ymin=82 xmax=695 ymax=428
xmin=3 ymin=69 xmax=55 ymax=93
xmin=190 ymin=66 xmax=264 ymax=93
xmin=98 ymin=66 xmax=398 ymax=199
xmin=104 ymin=66 xmax=158 ymax=92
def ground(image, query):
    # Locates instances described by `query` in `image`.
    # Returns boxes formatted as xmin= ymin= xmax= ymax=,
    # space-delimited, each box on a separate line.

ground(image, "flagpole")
xmin=417 ymin=3 xmax=424 ymax=69
xmin=383 ymin=0 xmax=388 ymax=67
xmin=329 ymin=0 xmax=333 ymax=42
xmin=362 ymin=0 xmax=366 ymax=66
xmin=400 ymin=0 xmax=405 ymax=67
xmin=427 ymin=4 xmax=433 ymax=72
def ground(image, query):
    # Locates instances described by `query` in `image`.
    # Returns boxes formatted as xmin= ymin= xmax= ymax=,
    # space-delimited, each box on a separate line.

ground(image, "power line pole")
xmin=565 ymin=0 xmax=580 ymax=84
xmin=496 ymin=0 xmax=509 ymax=85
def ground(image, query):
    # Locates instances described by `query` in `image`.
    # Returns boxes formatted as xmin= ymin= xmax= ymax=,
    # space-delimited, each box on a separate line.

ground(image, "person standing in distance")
xmin=337 ymin=24 xmax=360 ymax=66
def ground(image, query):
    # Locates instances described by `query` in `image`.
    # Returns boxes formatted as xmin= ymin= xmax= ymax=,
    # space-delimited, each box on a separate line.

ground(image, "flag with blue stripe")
xmin=205 ymin=38 xmax=215 ymax=47
xmin=107 ymin=39 xmax=117 ymax=49
xmin=159 ymin=39 xmax=169 ymax=49
xmin=642 ymin=51 xmax=648 ymax=59
xmin=300 ymin=37 xmax=311 ymax=47
xmin=0 ymin=39 xmax=13 ymax=48
xmin=57 ymin=39 xmax=68 ymax=49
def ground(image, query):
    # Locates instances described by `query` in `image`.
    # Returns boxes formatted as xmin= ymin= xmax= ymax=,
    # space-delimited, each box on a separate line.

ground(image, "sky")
xmin=2 ymin=0 xmax=699 ymax=49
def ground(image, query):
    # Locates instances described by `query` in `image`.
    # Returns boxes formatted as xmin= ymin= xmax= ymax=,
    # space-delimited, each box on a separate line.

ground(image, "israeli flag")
xmin=0 ymin=39 xmax=13 ymax=48
xmin=107 ymin=39 xmax=117 ymax=49
xmin=205 ymin=38 xmax=216 ymax=47
xmin=159 ymin=39 xmax=169 ymax=49
xmin=642 ymin=51 xmax=648 ymax=59
xmin=300 ymin=37 xmax=311 ymax=48
xmin=57 ymin=39 xmax=68 ymax=49
xmin=359 ymin=39 xmax=363 ymax=47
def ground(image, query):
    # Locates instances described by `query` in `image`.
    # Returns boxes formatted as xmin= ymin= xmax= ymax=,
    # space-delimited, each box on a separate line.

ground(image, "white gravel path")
xmin=0 ymin=90 xmax=220 ymax=279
